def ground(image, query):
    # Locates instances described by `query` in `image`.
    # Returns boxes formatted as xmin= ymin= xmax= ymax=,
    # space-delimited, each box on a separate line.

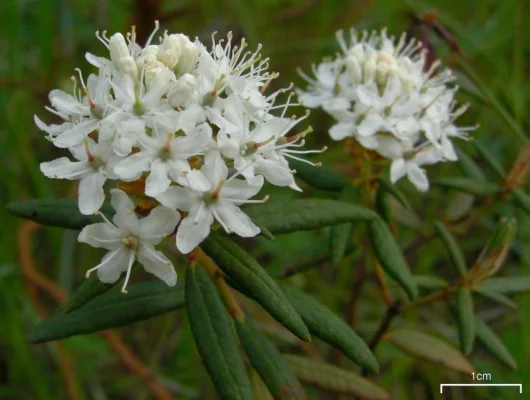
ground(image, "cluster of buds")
xmin=297 ymin=28 xmax=475 ymax=191
xmin=37 ymin=22 xmax=322 ymax=291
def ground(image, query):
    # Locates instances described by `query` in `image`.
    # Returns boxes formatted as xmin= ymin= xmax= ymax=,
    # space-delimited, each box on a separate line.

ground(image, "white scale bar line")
xmin=440 ymin=384 xmax=522 ymax=394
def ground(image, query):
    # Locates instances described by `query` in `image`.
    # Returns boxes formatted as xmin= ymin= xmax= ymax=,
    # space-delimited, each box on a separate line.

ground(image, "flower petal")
xmin=155 ymin=186 xmax=198 ymax=211
xmin=53 ymin=120 xmax=100 ymax=148
xmin=213 ymin=201 xmax=260 ymax=237
xmin=221 ymin=175 xmax=264 ymax=202
xmin=390 ymin=158 xmax=407 ymax=183
xmin=40 ymin=158 xmax=91 ymax=180
xmin=176 ymin=206 xmax=214 ymax=254
xmin=406 ymin=162 xmax=429 ymax=192
xmin=78 ymin=172 xmax=106 ymax=215
xmin=110 ymin=189 xmax=139 ymax=233
xmin=145 ymin=160 xmax=171 ymax=197
xmin=96 ymin=247 xmax=132 ymax=284
xmin=138 ymin=244 xmax=177 ymax=286
xmin=114 ymin=152 xmax=153 ymax=180
xmin=78 ymin=222 xmax=123 ymax=250
xmin=138 ymin=206 xmax=180 ymax=244
xmin=329 ymin=122 xmax=354 ymax=141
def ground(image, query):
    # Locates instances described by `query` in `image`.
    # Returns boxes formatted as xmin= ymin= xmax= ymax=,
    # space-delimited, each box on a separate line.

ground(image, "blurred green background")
xmin=1 ymin=0 xmax=529 ymax=399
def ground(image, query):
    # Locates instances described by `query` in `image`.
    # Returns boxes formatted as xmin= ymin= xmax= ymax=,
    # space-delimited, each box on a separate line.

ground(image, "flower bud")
xmin=159 ymin=34 xmax=183 ymax=69
xmin=174 ymin=36 xmax=199 ymax=75
xmin=136 ymin=45 xmax=160 ymax=68
xmin=146 ymin=65 xmax=176 ymax=96
xmin=348 ymin=43 xmax=366 ymax=63
xmin=109 ymin=33 xmax=131 ymax=69
xmin=345 ymin=55 xmax=362 ymax=83
xmin=168 ymin=73 xmax=196 ymax=107
xmin=120 ymin=56 xmax=139 ymax=79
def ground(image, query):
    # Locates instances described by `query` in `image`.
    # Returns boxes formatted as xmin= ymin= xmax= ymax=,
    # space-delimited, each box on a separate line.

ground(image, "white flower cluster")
xmin=37 ymin=22 xmax=321 ymax=291
xmin=297 ymin=28 xmax=475 ymax=191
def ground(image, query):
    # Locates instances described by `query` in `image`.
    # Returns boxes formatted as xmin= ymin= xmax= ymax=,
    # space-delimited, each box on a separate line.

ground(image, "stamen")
xmin=211 ymin=180 xmax=225 ymax=199
xmin=95 ymin=31 xmax=110 ymax=48
xmin=121 ymin=251 xmax=136 ymax=293
xmin=145 ymin=20 xmax=160 ymax=47
xmin=212 ymin=209 xmax=232 ymax=234
xmin=95 ymin=210 xmax=118 ymax=228
xmin=83 ymin=139 xmax=95 ymax=162
xmin=85 ymin=248 xmax=122 ymax=278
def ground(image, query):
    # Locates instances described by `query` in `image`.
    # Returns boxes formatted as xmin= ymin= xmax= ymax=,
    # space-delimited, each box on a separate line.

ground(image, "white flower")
xmin=47 ymin=66 xmax=113 ymax=148
xmin=218 ymin=100 xmax=324 ymax=189
xmin=390 ymin=145 xmax=444 ymax=192
xmin=114 ymin=123 xmax=212 ymax=196
xmin=40 ymin=138 xmax=122 ymax=215
xmin=79 ymin=189 xmax=179 ymax=292
xmin=297 ymin=27 xmax=476 ymax=191
xmin=156 ymin=150 xmax=266 ymax=254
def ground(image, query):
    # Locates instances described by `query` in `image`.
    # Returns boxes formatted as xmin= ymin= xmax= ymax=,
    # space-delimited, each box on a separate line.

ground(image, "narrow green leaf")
xmin=6 ymin=198 xmax=113 ymax=229
xmin=477 ymin=277 xmax=530 ymax=294
xmin=472 ymin=288 xmax=517 ymax=310
xmin=474 ymin=142 xmax=506 ymax=178
xmin=377 ymin=177 xmax=411 ymax=209
xmin=431 ymin=177 xmax=501 ymax=196
xmin=236 ymin=317 xmax=306 ymax=400
xmin=374 ymin=188 xmax=393 ymax=223
xmin=367 ymin=219 xmax=417 ymax=300
xmin=387 ymin=330 xmax=474 ymax=374
xmin=329 ymin=223 xmax=351 ymax=265
xmin=30 ymin=281 xmax=185 ymax=343
xmin=279 ymin=282 xmax=378 ymax=372
xmin=250 ymin=369 xmax=275 ymax=400
xmin=245 ymin=199 xmax=377 ymax=235
xmin=201 ymin=234 xmax=310 ymax=341
xmin=413 ymin=275 xmax=448 ymax=290
xmin=474 ymin=317 xmax=517 ymax=369
xmin=62 ymin=275 xmax=116 ymax=313
xmin=288 ymin=158 xmax=348 ymax=191
xmin=434 ymin=221 xmax=467 ymax=275
xmin=456 ymin=288 xmax=475 ymax=355
xmin=511 ymin=188 xmax=530 ymax=217
xmin=284 ymin=355 xmax=389 ymax=400
xmin=186 ymin=265 xmax=253 ymax=400
xmin=455 ymin=147 xmax=486 ymax=181
xmin=474 ymin=217 xmax=517 ymax=278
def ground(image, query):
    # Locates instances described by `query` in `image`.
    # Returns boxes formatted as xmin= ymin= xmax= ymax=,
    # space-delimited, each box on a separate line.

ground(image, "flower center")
xmin=122 ymin=234 xmax=139 ymax=250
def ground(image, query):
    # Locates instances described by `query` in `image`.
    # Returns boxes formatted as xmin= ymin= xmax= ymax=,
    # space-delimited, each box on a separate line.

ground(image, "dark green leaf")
xmin=456 ymin=288 xmax=475 ymax=355
xmin=279 ymin=282 xmax=378 ymax=372
xmin=377 ymin=177 xmax=411 ymax=209
xmin=474 ymin=217 xmax=516 ymax=278
xmin=477 ymin=277 xmax=530 ymax=294
xmin=472 ymin=288 xmax=517 ymax=309
xmin=413 ymin=275 xmax=448 ymax=290
xmin=474 ymin=142 xmax=506 ymax=178
xmin=30 ymin=281 xmax=185 ymax=343
xmin=329 ymin=223 xmax=352 ymax=265
xmin=246 ymin=199 xmax=377 ymax=235
xmin=186 ymin=265 xmax=253 ymax=400
xmin=511 ymin=188 xmax=530 ymax=217
xmin=6 ymin=198 xmax=113 ymax=229
xmin=387 ymin=330 xmax=474 ymax=374
xmin=434 ymin=221 xmax=467 ymax=275
xmin=475 ymin=317 xmax=517 ymax=369
xmin=288 ymin=158 xmax=348 ymax=191
xmin=201 ymin=234 xmax=310 ymax=341
xmin=456 ymin=147 xmax=486 ymax=181
xmin=374 ymin=187 xmax=393 ymax=223
xmin=367 ymin=219 xmax=417 ymax=300
xmin=236 ymin=317 xmax=306 ymax=400
xmin=284 ymin=355 xmax=389 ymax=400
xmin=431 ymin=177 xmax=501 ymax=196
xmin=62 ymin=275 xmax=116 ymax=313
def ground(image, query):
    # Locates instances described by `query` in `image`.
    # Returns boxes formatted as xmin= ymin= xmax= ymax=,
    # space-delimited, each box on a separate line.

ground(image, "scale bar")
xmin=440 ymin=384 xmax=522 ymax=394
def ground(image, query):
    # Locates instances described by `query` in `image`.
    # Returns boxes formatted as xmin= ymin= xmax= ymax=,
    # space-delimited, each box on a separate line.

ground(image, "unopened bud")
xmin=345 ymin=55 xmax=363 ymax=83
xmin=120 ymin=56 xmax=139 ymax=79
xmin=175 ymin=36 xmax=199 ymax=75
xmin=109 ymin=33 xmax=131 ymax=69
xmin=146 ymin=66 xmax=176 ymax=96
xmin=168 ymin=73 xmax=196 ymax=107
xmin=136 ymin=45 xmax=160 ymax=68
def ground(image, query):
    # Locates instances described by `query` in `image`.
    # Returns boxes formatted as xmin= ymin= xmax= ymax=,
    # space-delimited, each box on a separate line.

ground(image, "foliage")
xmin=2 ymin=0 xmax=530 ymax=399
